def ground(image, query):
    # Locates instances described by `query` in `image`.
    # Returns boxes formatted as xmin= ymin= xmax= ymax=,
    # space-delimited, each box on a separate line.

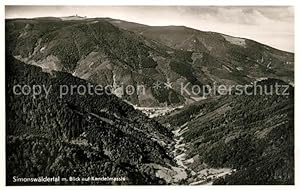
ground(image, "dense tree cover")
xmin=6 ymin=19 xmax=164 ymax=73
xmin=6 ymin=18 xmax=294 ymax=108
xmin=7 ymin=135 xmax=163 ymax=185
xmin=159 ymin=79 xmax=294 ymax=184
xmin=6 ymin=57 xmax=174 ymax=185
xmin=6 ymin=19 xmax=86 ymax=58
xmin=130 ymin=25 xmax=294 ymax=80
xmin=6 ymin=18 xmax=188 ymax=106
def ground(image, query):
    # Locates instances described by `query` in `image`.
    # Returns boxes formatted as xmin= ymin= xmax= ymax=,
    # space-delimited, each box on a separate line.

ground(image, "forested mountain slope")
xmin=157 ymin=79 xmax=294 ymax=184
xmin=6 ymin=56 xmax=175 ymax=185
xmin=6 ymin=18 xmax=294 ymax=107
xmin=108 ymin=19 xmax=294 ymax=85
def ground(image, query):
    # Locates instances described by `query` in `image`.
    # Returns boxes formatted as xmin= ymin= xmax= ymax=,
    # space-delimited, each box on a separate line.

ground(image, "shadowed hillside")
xmin=6 ymin=56 xmax=175 ymax=185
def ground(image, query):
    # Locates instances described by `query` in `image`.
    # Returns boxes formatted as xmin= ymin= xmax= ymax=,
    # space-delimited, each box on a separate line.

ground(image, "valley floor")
xmin=151 ymin=121 xmax=235 ymax=185
xmin=133 ymin=105 xmax=184 ymax=118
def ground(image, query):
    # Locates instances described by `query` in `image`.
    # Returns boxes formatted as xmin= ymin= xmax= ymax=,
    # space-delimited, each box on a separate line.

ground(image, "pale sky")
xmin=6 ymin=6 xmax=294 ymax=52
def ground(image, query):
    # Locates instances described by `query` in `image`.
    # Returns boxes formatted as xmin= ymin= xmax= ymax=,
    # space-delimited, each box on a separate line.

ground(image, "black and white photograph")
xmin=3 ymin=4 xmax=296 ymax=187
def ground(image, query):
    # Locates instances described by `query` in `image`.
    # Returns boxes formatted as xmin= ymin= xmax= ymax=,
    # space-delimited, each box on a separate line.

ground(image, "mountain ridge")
xmin=6 ymin=17 xmax=294 ymax=107
xmin=6 ymin=16 xmax=294 ymax=53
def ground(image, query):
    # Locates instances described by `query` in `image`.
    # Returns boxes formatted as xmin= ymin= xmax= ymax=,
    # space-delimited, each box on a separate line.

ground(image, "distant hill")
xmin=107 ymin=18 xmax=294 ymax=85
xmin=6 ymin=17 xmax=294 ymax=107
